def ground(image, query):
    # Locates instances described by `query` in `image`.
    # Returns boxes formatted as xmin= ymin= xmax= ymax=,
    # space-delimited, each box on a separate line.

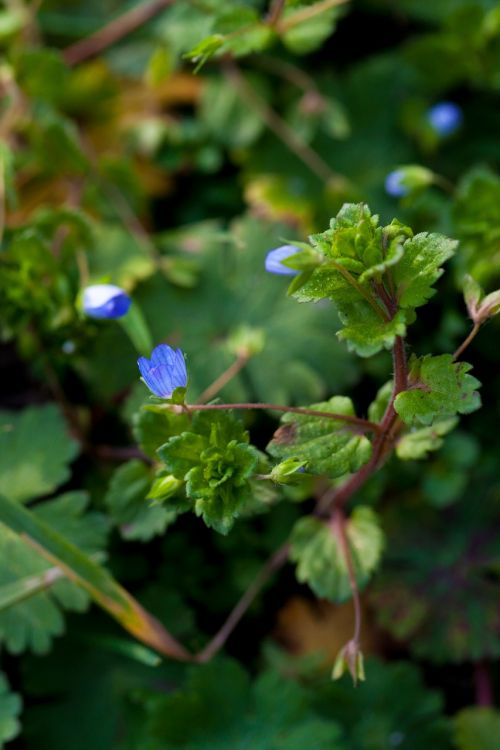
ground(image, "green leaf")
xmin=105 ymin=461 xmax=178 ymax=542
xmin=281 ymin=2 xmax=342 ymax=55
xmin=454 ymin=708 xmax=500 ymax=750
xmin=368 ymin=380 xmax=393 ymax=423
xmin=289 ymin=508 xmax=384 ymax=602
xmin=314 ymin=658 xmax=451 ymax=748
xmin=394 ymin=354 xmax=481 ymax=426
xmin=0 ymin=672 xmax=22 ymax=748
xmin=158 ymin=411 xmax=260 ymax=534
xmin=267 ymin=396 xmax=372 ymax=478
xmin=139 ymin=659 xmax=344 ymax=749
xmin=291 ymin=203 xmax=413 ymax=356
xmin=372 ymin=499 xmax=500 ymax=663
xmin=336 ymin=305 xmax=406 ymax=357
xmin=0 ymin=492 xmax=108 ymax=655
xmin=0 ymin=405 xmax=79 ymax=503
xmin=183 ymin=34 xmax=225 ymax=71
xmin=392 ymin=232 xmax=457 ymax=310
xmin=0 ymin=494 xmax=188 ymax=660
xmin=133 ymin=407 xmax=190 ymax=459
xmin=396 ymin=417 xmax=458 ymax=460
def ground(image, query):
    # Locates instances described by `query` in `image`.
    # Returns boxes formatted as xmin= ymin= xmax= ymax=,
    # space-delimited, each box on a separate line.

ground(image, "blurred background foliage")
xmin=1 ymin=0 xmax=500 ymax=747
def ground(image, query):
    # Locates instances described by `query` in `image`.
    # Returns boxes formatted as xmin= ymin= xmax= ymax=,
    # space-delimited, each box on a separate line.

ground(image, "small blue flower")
xmin=83 ymin=284 xmax=131 ymax=319
xmin=427 ymin=102 xmax=463 ymax=136
xmin=138 ymin=344 xmax=188 ymax=398
xmin=385 ymin=170 xmax=409 ymax=198
xmin=265 ymin=245 xmax=300 ymax=276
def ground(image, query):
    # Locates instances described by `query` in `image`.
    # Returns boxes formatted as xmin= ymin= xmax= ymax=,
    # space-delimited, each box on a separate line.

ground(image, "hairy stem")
xmin=318 ymin=335 xmax=407 ymax=514
xmin=196 ymin=543 xmax=289 ymax=662
xmin=196 ymin=354 xmax=250 ymax=405
xmin=177 ymin=402 xmax=380 ymax=432
xmin=332 ymin=508 xmax=361 ymax=643
xmin=63 ymin=0 xmax=175 ymax=66
xmin=453 ymin=322 xmax=481 ymax=361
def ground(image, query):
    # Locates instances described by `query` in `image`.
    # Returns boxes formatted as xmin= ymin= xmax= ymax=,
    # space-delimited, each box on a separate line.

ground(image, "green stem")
xmin=329 ymin=260 xmax=389 ymax=322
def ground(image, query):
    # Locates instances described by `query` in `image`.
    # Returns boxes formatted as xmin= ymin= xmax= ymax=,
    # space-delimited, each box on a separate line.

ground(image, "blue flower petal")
xmin=385 ymin=170 xmax=408 ymax=198
xmin=427 ymin=102 xmax=463 ymax=136
xmin=265 ymin=245 xmax=300 ymax=276
xmin=83 ymin=284 xmax=131 ymax=319
xmin=138 ymin=345 xmax=188 ymax=397
xmin=151 ymin=344 xmax=176 ymax=367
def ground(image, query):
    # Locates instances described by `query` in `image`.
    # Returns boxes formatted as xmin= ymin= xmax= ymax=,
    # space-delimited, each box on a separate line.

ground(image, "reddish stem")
xmin=474 ymin=661 xmax=494 ymax=707
xmin=181 ymin=402 xmax=380 ymax=432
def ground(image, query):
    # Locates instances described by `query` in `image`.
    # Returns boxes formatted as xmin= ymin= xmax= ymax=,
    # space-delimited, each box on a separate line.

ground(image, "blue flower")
xmin=385 ymin=170 xmax=409 ymax=197
xmin=427 ymin=102 xmax=463 ymax=136
xmin=83 ymin=284 xmax=131 ymax=319
xmin=138 ymin=344 xmax=188 ymax=398
xmin=265 ymin=245 xmax=300 ymax=276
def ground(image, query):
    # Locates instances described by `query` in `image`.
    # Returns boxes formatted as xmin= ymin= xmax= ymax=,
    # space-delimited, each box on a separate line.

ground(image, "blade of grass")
xmin=0 ymin=495 xmax=191 ymax=661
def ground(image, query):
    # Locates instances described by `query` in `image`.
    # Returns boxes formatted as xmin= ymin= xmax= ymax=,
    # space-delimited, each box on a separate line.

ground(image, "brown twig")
xmin=223 ymin=61 xmax=347 ymax=188
xmin=196 ymin=354 xmax=250 ymax=404
xmin=266 ymin=0 xmax=286 ymax=26
xmin=63 ymin=0 xmax=175 ymax=66
xmin=453 ymin=322 xmax=481 ymax=361
xmin=196 ymin=543 xmax=289 ymax=662
xmin=276 ymin=0 xmax=350 ymax=33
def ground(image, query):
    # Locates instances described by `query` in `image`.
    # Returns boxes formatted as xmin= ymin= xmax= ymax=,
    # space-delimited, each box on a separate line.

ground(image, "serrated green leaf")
xmin=140 ymin=659 xmax=344 ymax=749
xmin=394 ymin=354 xmax=481 ymax=426
xmin=133 ymin=407 xmax=190 ymax=459
xmin=368 ymin=380 xmax=393 ymax=423
xmin=105 ymin=461 xmax=178 ymax=542
xmin=281 ymin=2 xmax=342 ymax=55
xmin=392 ymin=232 xmax=457 ymax=309
xmin=454 ymin=708 xmax=500 ymax=750
xmin=337 ymin=304 xmax=407 ymax=357
xmin=0 ymin=672 xmax=22 ymax=748
xmin=289 ymin=507 xmax=384 ymax=602
xmin=158 ymin=411 xmax=259 ymax=534
xmin=267 ymin=396 xmax=372 ymax=478
xmin=0 ymin=492 xmax=108 ymax=655
xmin=0 ymin=405 xmax=79 ymax=503
xmin=396 ymin=417 xmax=458 ymax=460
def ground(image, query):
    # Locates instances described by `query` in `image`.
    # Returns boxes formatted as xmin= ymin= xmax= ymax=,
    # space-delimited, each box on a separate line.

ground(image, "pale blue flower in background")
xmin=427 ymin=102 xmax=463 ymax=136
xmin=83 ymin=284 xmax=131 ymax=319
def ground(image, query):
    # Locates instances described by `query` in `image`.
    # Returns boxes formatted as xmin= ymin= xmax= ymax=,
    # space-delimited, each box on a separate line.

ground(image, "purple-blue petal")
xmin=137 ymin=356 xmax=152 ymax=379
xmin=427 ymin=102 xmax=463 ymax=136
xmin=265 ymin=245 xmax=300 ymax=276
xmin=151 ymin=344 xmax=176 ymax=367
xmin=83 ymin=284 xmax=131 ymax=319
xmin=385 ymin=170 xmax=408 ymax=198
xmin=138 ymin=345 xmax=188 ymax=397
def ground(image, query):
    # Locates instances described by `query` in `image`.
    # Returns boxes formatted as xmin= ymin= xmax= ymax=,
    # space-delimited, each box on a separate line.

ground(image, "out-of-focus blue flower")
xmin=385 ymin=170 xmax=409 ymax=197
xmin=138 ymin=344 xmax=188 ymax=398
xmin=83 ymin=284 xmax=131 ymax=319
xmin=427 ymin=102 xmax=463 ymax=136
xmin=265 ymin=245 xmax=300 ymax=276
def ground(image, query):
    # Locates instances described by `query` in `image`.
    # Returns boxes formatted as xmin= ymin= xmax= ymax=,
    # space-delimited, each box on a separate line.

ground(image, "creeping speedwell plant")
xmin=129 ymin=202 xmax=495 ymax=683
